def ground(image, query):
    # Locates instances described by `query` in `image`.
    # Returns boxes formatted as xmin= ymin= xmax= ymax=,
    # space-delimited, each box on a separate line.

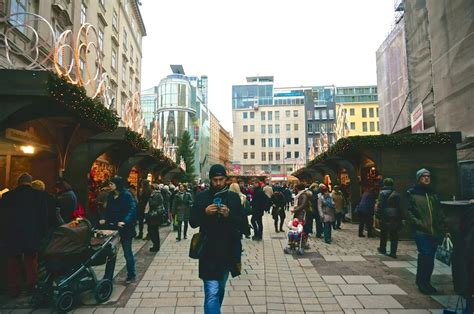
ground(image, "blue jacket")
xmin=104 ymin=189 xmax=137 ymax=239
xmin=358 ymin=191 xmax=376 ymax=215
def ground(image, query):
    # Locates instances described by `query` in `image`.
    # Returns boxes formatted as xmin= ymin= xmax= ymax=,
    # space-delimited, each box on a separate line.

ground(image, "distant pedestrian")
xmin=172 ymin=183 xmax=193 ymax=241
xmin=190 ymin=164 xmax=245 ymax=314
xmin=292 ymin=183 xmax=310 ymax=221
xmin=376 ymin=178 xmax=402 ymax=258
xmin=271 ymin=190 xmax=286 ymax=232
xmin=146 ymin=184 xmax=164 ymax=252
xmin=251 ymin=179 xmax=269 ymax=240
xmin=282 ymin=185 xmax=292 ymax=211
xmin=357 ymin=187 xmax=376 ymax=237
xmin=331 ymin=185 xmax=345 ymax=230
xmin=318 ymin=184 xmax=336 ymax=244
xmin=136 ymin=179 xmax=152 ymax=240
xmin=263 ymin=182 xmax=274 ymax=213
xmin=407 ymin=168 xmax=448 ymax=294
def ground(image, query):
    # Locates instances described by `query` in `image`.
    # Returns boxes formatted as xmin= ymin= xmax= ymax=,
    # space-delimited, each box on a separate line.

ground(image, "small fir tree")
xmin=177 ymin=130 xmax=196 ymax=182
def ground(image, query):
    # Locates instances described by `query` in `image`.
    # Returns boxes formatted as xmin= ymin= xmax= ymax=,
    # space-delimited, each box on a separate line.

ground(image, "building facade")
xmin=209 ymin=112 xmax=220 ymax=166
xmin=141 ymin=65 xmax=210 ymax=181
xmin=336 ymin=86 xmax=380 ymax=136
xmin=1 ymin=0 xmax=146 ymax=122
xmin=218 ymin=126 xmax=232 ymax=165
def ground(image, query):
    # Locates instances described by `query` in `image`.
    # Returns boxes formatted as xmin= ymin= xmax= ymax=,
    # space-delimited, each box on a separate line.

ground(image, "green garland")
xmin=47 ymin=73 xmax=119 ymax=131
xmin=310 ymin=133 xmax=454 ymax=166
xmin=125 ymin=128 xmax=150 ymax=150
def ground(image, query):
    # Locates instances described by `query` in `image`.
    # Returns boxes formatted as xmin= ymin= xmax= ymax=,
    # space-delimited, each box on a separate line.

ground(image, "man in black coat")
xmin=136 ymin=179 xmax=152 ymax=239
xmin=0 ymin=173 xmax=48 ymax=297
xmin=190 ymin=164 xmax=244 ymax=314
xmin=251 ymin=179 xmax=268 ymax=240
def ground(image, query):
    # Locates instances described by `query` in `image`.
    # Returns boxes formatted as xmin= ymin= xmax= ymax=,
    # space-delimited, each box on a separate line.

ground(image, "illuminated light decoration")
xmin=20 ymin=145 xmax=35 ymax=154
xmin=179 ymin=156 xmax=186 ymax=172
xmin=124 ymin=92 xmax=145 ymax=136
xmin=151 ymin=118 xmax=163 ymax=150
xmin=1 ymin=13 xmax=112 ymax=106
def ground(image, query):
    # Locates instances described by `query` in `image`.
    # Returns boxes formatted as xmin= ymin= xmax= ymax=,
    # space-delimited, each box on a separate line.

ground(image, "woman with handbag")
xmin=146 ymin=184 xmax=164 ymax=252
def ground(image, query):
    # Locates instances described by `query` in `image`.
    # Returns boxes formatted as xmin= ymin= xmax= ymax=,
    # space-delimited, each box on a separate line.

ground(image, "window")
xmin=243 ymin=112 xmax=248 ymax=119
xmin=10 ymin=0 xmax=28 ymax=32
xmin=98 ymin=29 xmax=104 ymax=53
xmin=261 ymin=152 xmax=266 ymax=161
xmin=80 ymin=3 xmax=86 ymax=24
xmin=285 ymin=110 xmax=290 ymax=117
xmin=243 ymin=153 xmax=248 ymax=159
xmin=308 ymin=123 xmax=313 ymax=133
xmin=295 ymin=152 xmax=300 ymax=158
xmin=261 ymin=139 xmax=266 ymax=147
xmin=350 ymin=122 xmax=356 ymax=130
xmin=275 ymin=138 xmax=280 ymax=147
xmin=321 ymin=110 xmax=327 ymax=120
xmin=362 ymin=108 xmax=367 ymax=118
xmin=250 ymin=152 xmax=255 ymax=159
xmin=293 ymin=110 xmax=298 ymax=117
xmin=350 ymin=108 xmax=355 ymax=116
xmin=250 ymin=112 xmax=255 ymax=119
xmin=370 ymin=121 xmax=375 ymax=132
xmin=276 ymin=152 xmax=280 ymax=160
xmin=286 ymin=138 xmax=291 ymax=145
xmin=307 ymin=110 xmax=313 ymax=119
xmin=268 ymin=125 xmax=273 ymax=134
xmin=286 ymin=152 xmax=291 ymax=159
xmin=112 ymin=10 xmax=118 ymax=31
xmin=261 ymin=125 xmax=266 ymax=134
xmin=268 ymin=138 xmax=273 ymax=147
xmin=250 ymin=139 xmax=255 ymax=146
xmin=369 ymin=108 xmax=374 ymax=117
xmin=268 ymin=111 xmax=273 ymax=121
xmin=122 ymin=64 xmax=126 ymax=82
xmin=111 ymin=48 xmax=117 ymax=70
xmin=275 ymin=124 xmax=280 ymax=134
xmin=294 ymin=124 xmax=298 ymax=131
xmin=376 ymin=108 xmax=379 ymax=117
xmin=261 ymin=112 xmax=265 ymax=120
xmin=123 ymin=30 xmax=128 ymax=51
xmin=286 ymin=124 xmax=291 ymax=131
xmin=362 ymin=122 xmax=368 ymax=132
xmin=243 ymin=139 xmax=248 ymax=146
xmin=243 ymin=125 xmax=248 ymax=132
xmin=250 ymin=125 xmax=255 ymax=132
xmin=268 ymin=152 xmax=273 ymax=161
xmin=275 ymin=111 xmax=280 ymax=120
xmin=328 ymin=109 xmax=335 ymax=119
xmin=294 ymin=138 xmax=299 ymax=145
xmin=314 ymin=110 xmax=320 ymax=120
xmin=377 ymin=122 xmax=380 ymax=131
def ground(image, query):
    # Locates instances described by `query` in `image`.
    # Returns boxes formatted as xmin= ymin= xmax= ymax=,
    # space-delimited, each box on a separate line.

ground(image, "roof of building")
xmin=131 ymin=0 xmax=147 ymax=36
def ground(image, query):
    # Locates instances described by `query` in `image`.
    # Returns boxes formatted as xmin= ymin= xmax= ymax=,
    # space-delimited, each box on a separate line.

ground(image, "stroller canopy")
xmin=43 ymin=219 xmax=92 ymax=259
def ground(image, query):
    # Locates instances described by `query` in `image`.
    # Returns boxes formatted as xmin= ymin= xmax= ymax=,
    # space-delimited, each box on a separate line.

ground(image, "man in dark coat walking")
xmin=250 ymin=179 xmax=269 ymax=240
xmin=136 ymin=179 xmax=152 ymax=239
xmin=0 ymin=173 xmax=49 ymax=297
xmin=190 ymin=164 xmax=245 ymax=314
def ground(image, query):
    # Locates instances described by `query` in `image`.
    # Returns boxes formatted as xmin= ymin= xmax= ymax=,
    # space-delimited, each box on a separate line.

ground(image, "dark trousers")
xmin=307 ymin=212 xmax=323 ymax=236
xmin=323 ymin=222 xmax=332 ymax=243
xmin=414 ymin=231 xmax=439 ymax=285
xmin=148 ymin=224 xmax=160 ymax=249
xmin=273 ymin=208 xmax=286 ymax=231
xmin=379 ymin=223 xmax=399 ymax=255
xmin=137 ymin=210 xmax=145 ymax=236
xmin=251 ymin=214 xmax=263 ymax=238
xmin=177 ymin=220 xmax=188 ymax=240
xmin=358 ymin=213 xmax=374 ymax=236
xmin=333 ymin=213 xmax=343 ymax=229
xmin=7 ymin=251 xmax=38 ymax=296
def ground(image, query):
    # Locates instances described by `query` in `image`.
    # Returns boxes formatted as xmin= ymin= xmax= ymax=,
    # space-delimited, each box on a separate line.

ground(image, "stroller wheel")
xmin=94 ymin=279 xmax=113 ymax=303
xmin=54 ymin=290 xmax=75 ymax=312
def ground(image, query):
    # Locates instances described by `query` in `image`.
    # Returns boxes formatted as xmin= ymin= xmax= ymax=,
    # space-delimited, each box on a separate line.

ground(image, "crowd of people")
xmin=0 ymin=165 xmax=467 ymax=313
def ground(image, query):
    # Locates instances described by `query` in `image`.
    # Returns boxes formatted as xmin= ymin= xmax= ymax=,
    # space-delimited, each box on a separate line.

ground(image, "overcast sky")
xmin=140 ymin=0 xmax=395 ymax=131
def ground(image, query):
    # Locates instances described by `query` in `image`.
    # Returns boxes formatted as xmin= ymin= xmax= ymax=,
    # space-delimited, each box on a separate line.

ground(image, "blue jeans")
xmin=203 ymin=272 xmax=229 ymax=314
xmin=323 ymin=222 xmax=332 ymax=243
xmin=105 ymin=237 xmax=136 ymax=280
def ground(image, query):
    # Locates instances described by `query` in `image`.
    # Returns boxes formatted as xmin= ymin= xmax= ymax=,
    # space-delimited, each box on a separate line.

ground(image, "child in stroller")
xmin=284 ymin=218 xmax=307 ymax=255
xmin=32 ymin=218 xmax=120 ymax=312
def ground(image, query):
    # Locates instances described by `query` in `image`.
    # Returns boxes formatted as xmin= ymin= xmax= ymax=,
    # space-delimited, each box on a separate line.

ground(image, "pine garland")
xmin=47 ymin=73 xmax=119 ymax=131
xmin=125 ymin=128 xmax=150 ymax=150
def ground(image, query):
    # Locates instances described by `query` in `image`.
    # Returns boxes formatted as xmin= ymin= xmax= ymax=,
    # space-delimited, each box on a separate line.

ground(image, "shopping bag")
xmin=436 ymin=236 xmax=453 ymax=266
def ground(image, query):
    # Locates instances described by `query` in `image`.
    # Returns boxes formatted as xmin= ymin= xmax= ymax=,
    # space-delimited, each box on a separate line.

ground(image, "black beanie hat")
xmin=110 ymin=176 xmax=125 ymax=190
xmin=209 ymin=164 xmax=227 ymax=179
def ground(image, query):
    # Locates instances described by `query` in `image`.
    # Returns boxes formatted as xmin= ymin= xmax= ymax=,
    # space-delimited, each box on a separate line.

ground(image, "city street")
xmin=1 ymin=214 xmax=457 ymax=313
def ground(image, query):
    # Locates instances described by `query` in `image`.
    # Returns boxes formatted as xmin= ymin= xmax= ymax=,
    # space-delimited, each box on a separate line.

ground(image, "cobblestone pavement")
xmin=1 ymin=214 xmax=461 ymax=313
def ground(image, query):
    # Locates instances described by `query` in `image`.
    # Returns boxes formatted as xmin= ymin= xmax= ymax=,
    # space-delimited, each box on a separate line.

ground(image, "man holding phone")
xmin=190 ymin=164 xmax=245 ymax=314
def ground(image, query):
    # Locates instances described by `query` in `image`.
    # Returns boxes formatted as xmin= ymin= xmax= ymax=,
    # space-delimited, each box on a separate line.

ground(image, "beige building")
xmin=0 ymin=0 xmax=146 ymax=121
xmin=219 ymin=126 xmax=232 ymax=165
xmin=209 ymin=111 xmax=220 ymax=165
xmin=232 ymin=105 xmax=306 ymax=179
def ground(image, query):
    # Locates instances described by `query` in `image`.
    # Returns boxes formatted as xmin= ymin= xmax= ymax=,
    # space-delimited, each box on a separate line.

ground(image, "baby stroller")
xmin=32 ymin=218 xmax=120 ymax=312
xmin=284 ymin=217 xmax=307 ymax=255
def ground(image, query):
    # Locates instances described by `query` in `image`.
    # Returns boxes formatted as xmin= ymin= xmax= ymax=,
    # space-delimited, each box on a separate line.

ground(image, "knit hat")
xmin=209 ymin=164 xmax=227 ymax=179
xmin=416 ymin=168 xmax=430 ymax=182
xmin=382 ymin=178 xmax=394 ymax=187
xmin=110 ymin=176 xmax=125 ymax=190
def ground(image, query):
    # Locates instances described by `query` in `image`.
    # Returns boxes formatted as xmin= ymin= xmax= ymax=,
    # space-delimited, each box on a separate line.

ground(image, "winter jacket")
xmin=57 ymin=190 xmax=77 ymax=223
xmin=406 ymin=184 xmax=447 ymax=237
xmin=104 ymin=189 xmax=137 ymax=239
xmin=283 ymin=188 xmax=292 ymax=203
xmin=251 ymin=186 xmax=270 ymax=216
xmin=376 ymin=187 xmax=402 ymax=230
xmin=331 ymin=191 xmax=345 ymax=214
xmin=357 ymin=191 xmax=376 ymax=216
xmin=137 ymin=186 xmax=152 ymax=216
xmin=293 ymin=190 xmax=310 ymax=220
xmin=190 ymin=187 xmax=245 ymax=280
xmin=318 ymin=193 xmax=336 ymax=223
xmin=147 ymin=190 xmax=165 ymax=226
xmin=0 ymin=185 xmax=49 ymax=253
xmin=172 ymin=191 xmax=193 ymax=222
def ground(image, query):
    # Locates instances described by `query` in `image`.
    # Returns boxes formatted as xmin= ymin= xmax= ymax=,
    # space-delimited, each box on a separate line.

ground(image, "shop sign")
xmin=411 ymin=103 xmax=424 ymax=133
xmin=5 ymin=128 xmax=42 ymax=145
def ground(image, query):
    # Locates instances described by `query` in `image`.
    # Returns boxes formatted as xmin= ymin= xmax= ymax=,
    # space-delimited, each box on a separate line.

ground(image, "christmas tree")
xmin=177 ymin=131 xmax=196 ymax=182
